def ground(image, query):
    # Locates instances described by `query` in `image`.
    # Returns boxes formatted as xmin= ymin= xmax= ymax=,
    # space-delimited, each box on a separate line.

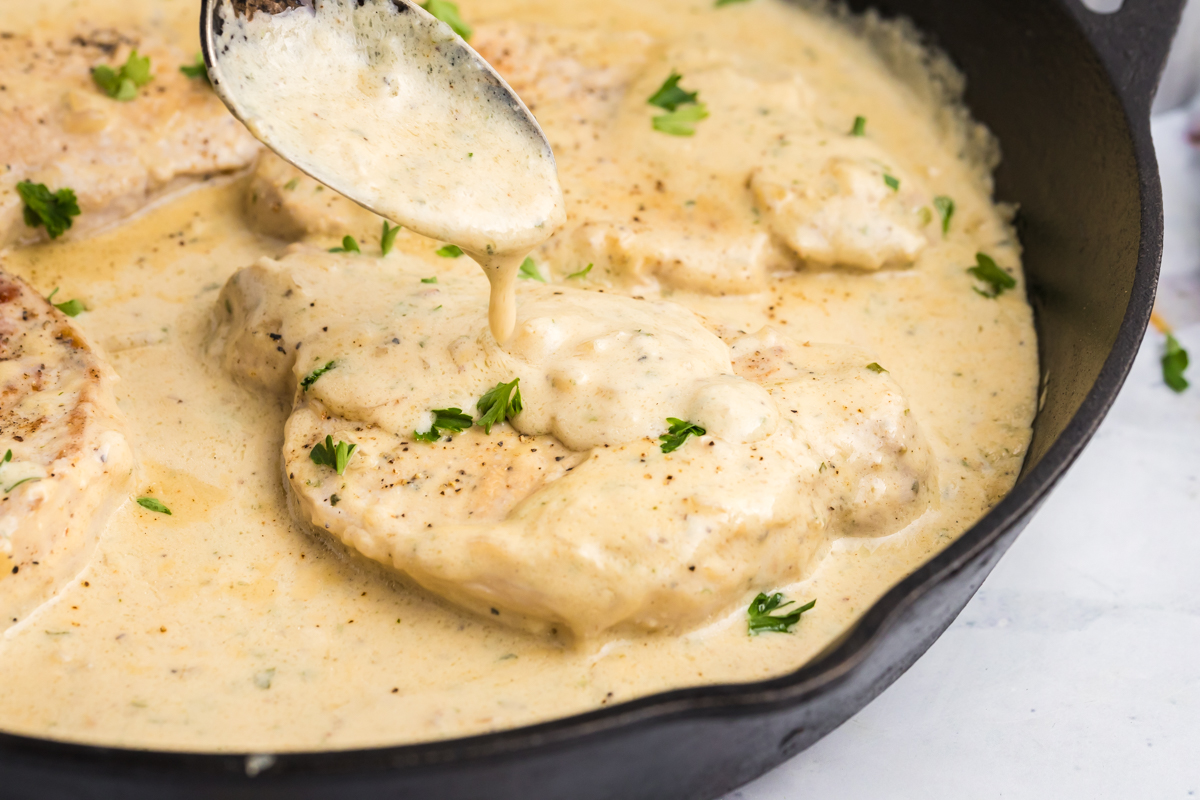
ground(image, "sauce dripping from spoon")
xmin=201 ymin=0 xmax=564 ymax=343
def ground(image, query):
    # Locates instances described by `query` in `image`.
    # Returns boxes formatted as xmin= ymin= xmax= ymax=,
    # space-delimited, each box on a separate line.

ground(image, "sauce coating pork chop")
xmin=0 ymin=27 xmax=260 ymax=247
xmin=0 ymin=270 xmax=134 ymax=631
xmin=214 ymin=249 xmax=937 ymax=639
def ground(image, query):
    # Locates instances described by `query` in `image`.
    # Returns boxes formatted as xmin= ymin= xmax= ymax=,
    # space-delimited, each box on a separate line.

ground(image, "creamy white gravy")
xmin=212 ymin=0 xmax=565 ymax=341
xmin=0 ymin=0 xmax=1038 ymax=752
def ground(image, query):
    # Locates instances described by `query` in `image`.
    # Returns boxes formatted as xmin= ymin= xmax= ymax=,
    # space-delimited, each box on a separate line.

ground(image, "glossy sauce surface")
xmin=0 ymin=0 xmax=1038 ymax=752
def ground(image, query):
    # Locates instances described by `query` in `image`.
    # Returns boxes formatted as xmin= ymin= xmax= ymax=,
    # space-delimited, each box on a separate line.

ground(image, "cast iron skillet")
xmin=0 ymin=0 xmax=1184 ymax=796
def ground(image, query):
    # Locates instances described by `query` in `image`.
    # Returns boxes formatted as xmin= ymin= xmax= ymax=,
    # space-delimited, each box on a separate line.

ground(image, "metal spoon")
xmin=198 ymin=0 xmax=564 ymax=257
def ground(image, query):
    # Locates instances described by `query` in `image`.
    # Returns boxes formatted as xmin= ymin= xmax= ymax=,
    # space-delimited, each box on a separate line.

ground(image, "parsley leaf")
xmin=518 ymin=257 xmax=545 ymax=282
xmin=659 ymin=417 xmax=706 ymax=453
xmin=967 ymin=253 xmax=1017 ymax=298
xmin=329 ymin=235 xmax=360 ymax=254
xmin=301 ymin=361 xmax=336 ymax=391
xmin=421 ymin=276 xmax=438 ymax=284
xmin=414 ymin=408 xmax=473 ymax=443
xmin=652 ymin=103 xmax=709 ymax=136
xmin=648 ymin=72 xmax=698 ymax=112
xmin=476 ymin=378 xmax=523 ymax=434
xmin=567 ymin=263 xmax=594 ymax=280
xmin=648 ymin=72 xmax=708 ymax=136
xmin=866 ymin=362 xmax=887 ymax=373
xmin=421 ymin=0 xmax=472 ymax=40
xmin=137 ymin=497 xmax=172 ymax=515
xmin=2 ymin=450 xmax=10 ymax=464
xmin=883 ymin=173 xmax=900 ymax=191
xmin=310 ymin=435 xmax=358 ymax=475
xmin=92 ymin=50 xmax=152 ymax=100
xmin=180 ymin=54 xmax=209 ymax=84
xmin=45 ymin=288 xmax=85 ymax=317
xmin=933 ymin=195 xmax=955 ymax=235
xmin=436 ymin=244 xmax=464 ymax=258
xmin=381 ymin=221 xmax=400 ymax=255
xmin=1163 ymin=333 xmax=1190 ymax=393
xmin=851 ymin=115 xmax=866 ymax=136
xmin=747 ymin=592 xmax=815 ymax=635
xmin=17 ymin=181 xmax=80 ymax=239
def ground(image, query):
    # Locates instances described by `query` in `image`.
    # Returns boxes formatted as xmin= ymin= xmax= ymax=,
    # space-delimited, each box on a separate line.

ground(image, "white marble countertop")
xmin=726 ymin=109 xmax=1200 ymax=800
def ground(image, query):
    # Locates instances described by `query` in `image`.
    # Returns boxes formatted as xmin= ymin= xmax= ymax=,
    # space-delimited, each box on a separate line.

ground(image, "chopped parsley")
xmin=967 ymin=252 xmax=1016 ymax=298
xmin=933 ymin=195 xmax=955 ymax=235
xmin=310 ymin=435 xmax=358 ymax=475
xmin=283 ymin=178 xmax=300 ymax=191
xmin=421 ymin=0 xmax=472 ymax=40
xmin=865 ymin=362 xmax=887 ymax=373
xmin=567 ymin=263 xmax=594 ymax=280
xmin=6 ymin=477 xmax=41 ymax=493
xmin=518 ymin=257 xmax=545 ymax=282
xmin=648 ymin=72 xmax=708 ymax=136
xmin=180 ymin=54 xmax=209 ymax=84
xmin=137 ymin=497 xmax=172 ymax=515
xmin=748 ymin=592 xmax=815 ymax=635
xmin=17 ymin=181 xmax=80 ymax=240
xmin=414 ymin=408 xmax=474 ymax=442
xmin=851 ymin=115 xmax=867 ymax=136
xmin=92 ymin=50 xmax=152 ymax=101
xmin=421 ymin=276 xmax=438 ymax=284
xmin=1163 ymin=333 xmax=1190 ymax=393
xmin=301 ymin=361 xmax=336 ymax=391
xmin=715 ymin=0 xmax=753 ymax=5
xmin=659 ymin=418 xmax=706 ymax=453
xmin=329 ymin=235 xmax=360 ymax=254
xmin=883 ymin=173 xmax=900 ymax=191
xmin=476 ymin=378 xmax=523 ymax=434
xmin=46 ymin=288 xmax=85 ymax=317
xmin=2 ymin=450 xmax=10 ymax=465
xmin=330 ymin=494 xmax=341 ymax=506
xmin=381 ymin=221 xmax=400 ymax=256
xmin=436 ymin=244 xmax=464 ymax=258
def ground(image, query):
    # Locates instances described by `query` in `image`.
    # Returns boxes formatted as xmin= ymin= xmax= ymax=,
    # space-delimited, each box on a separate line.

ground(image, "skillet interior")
xmin=0 ymin=0 xmax=1183 ymax=797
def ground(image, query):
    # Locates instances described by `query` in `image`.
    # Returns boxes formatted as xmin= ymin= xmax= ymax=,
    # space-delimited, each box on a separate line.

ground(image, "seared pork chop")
xmin=0 ymin=269 xmax=135 ymax=630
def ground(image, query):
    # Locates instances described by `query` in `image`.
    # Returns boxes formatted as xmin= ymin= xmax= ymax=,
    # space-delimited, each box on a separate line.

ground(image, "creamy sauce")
xmin=212 ymin=0 xmax=565 ymax=341
xmin=0 ymin=0 xmax=1038 ymax=752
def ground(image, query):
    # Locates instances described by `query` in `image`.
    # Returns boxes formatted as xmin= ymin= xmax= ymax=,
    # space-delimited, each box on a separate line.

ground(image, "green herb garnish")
xmin=92 ymin=50 xmax=152 ymax=100
xmin=933 ymin=195 xmax=955 ymax=235
xmin=46 ymin=288 xmax=85 ymax=317
xmin=301 ymin=361 xmax=336 ymax=391
xmin=310 ymin=435 xmax=358 ymax=475
xmin=137 ymin=497 xmax=172 ymax=515
xmin=715 ymin=0 xmax=753 ymax=5
xmin=648 ymin=72 xmax=698 ymax=112
xmin=967 ymin=253 xmax=1016 ymax=298
xmin=883 ymin=173 xmax=900 ymax=191
xmin=476 ymin=378 xmax=523 ymax=434
xmin=518 ymin=257 xmax=545 ymax=282
xmin=414 ymin=408 xmax=474 ymax=443
xmin=17 ymin=181 xmax=80 ymax=240
xmin=180 ymin=54 xmax=209 ymax=84
xmin=421 ymin=276 xmax=438 ymax=284
xmin=436 ymin=244 xmax=464 ymax=258
xmin=2 ymin=450 xmax=11 ymax=465
xmin=381 ymin=221 xmax=400 ymax=255
xmin=866 ymin=362 xmax=887 ymax=374
xmin=421 ymin=0 xmax=472 ymax=39
xmin=748 ymin=592 xmax=815 ymax=635
xmin=648 ymin=72 xmax=708 ymax=136
xmin=851 ymin=115 xmax=866 ymax=136
xmin=659 ymin=418 xmax=706 ymax=453
xmin=567 ymin=263 xmax=594 ymax=280
xmin=6 ymin=477 xmax=41 ymax=493
xmin=329 ymin=235 xmax=360 ymax=254
xmin=1163 ymin=333 xmax=1190 ymax=393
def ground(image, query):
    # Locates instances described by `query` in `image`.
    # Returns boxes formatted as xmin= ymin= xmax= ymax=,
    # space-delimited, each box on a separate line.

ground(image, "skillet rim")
xmin=0 ymin=0 xmax=1172 ymax=783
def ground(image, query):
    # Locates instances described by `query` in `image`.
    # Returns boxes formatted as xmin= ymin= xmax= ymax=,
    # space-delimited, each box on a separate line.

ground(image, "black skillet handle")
xmin=1064 ymin=0 xmax=1187 ymax=117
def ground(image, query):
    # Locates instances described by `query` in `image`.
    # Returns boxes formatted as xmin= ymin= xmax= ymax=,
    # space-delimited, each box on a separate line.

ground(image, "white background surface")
xmin=723 ymin=68 xmax=1200 ymax=800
